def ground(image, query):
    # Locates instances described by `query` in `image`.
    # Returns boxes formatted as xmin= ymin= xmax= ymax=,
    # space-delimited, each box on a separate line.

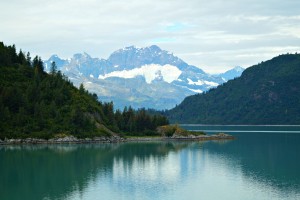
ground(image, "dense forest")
xmin=167 ymin=53 xmax=300 ymax=124
xmin=0 ymin=42 xmax=168 ymax=139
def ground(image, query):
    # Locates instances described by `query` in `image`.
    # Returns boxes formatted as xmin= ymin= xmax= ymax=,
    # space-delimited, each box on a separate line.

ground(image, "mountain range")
xmin=166 ymin=53 xmax=300 ymax=124
xmin=45 ymin=45 xmax=244 ymax=110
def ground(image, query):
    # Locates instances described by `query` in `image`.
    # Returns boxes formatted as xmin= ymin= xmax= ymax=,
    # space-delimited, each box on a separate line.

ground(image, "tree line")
xmin=0 ymin=42 xmax=168 ymax=139
xmin=166 ymin=53 xmax=300 ymax=124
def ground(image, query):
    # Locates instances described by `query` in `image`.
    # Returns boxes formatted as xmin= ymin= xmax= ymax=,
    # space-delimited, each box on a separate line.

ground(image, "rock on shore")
xmin=171 ymin=132 xmax=235 ymax=140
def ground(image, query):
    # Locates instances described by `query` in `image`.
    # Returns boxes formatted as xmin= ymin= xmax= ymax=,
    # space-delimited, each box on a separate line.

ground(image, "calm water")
xmin=1 ymin=125 xmax=300 ymax=200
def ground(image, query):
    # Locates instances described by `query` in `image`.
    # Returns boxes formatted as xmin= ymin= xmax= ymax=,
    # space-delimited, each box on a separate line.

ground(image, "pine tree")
xmin=26 ymin=52 xmax=31 ymax=66
xmin=79 ymin=83 xmax=85 ymax=94
xmin=115 ymin=109 xmax=125 ymax=130
xmin=33 ymin=56 xmax=44 ymax=74
xmin=18 ymin=50 xmax=27 ymax=66
xmin=50 ymin=61 xmax=57 ymax=75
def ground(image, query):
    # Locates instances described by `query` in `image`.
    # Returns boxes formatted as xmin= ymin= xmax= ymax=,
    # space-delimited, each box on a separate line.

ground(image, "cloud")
xmin=178 ymin=46 xmax=300 ymax=73
xmin=1 ymin=0 xmax=300 ymax=72
xmin=164 ymin=22 xmax=190 ymax=32
xmin=98 ymin=64 xmax=182 ymax=84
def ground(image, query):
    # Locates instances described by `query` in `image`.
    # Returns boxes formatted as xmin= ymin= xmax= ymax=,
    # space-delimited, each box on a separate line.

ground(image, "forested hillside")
xmin=167 ymin=53 xmax=300 ymax=124
xmin=0 ymin=42 xmax=168 ymax=139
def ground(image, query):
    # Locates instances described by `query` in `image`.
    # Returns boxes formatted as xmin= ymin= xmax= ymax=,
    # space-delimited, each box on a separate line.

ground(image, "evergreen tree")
xmin=115 ymin=109 xmax=125 ymax=130
xmin=26 ymin=52 xmax=31 ymax=66
xmin=79 ymin=83 xmax=85 ymax=94
xmin=0 ymin=41 xmax=169 ymax=139
xmin=50 ymin=61 xmax=57 ymax=75
xmin=33 ymin=56 xmax=44 ymax=74
xmin=17 ymin=50 xmax=27 ymax=66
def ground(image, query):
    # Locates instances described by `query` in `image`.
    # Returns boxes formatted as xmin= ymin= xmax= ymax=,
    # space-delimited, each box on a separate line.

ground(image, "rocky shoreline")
xmin=0 ymin=135 xmax=125 ymax=145
xmin=0 ymin=133 xmax=234 ymax=145
xmin=170 ymin=132 xmax=235 ymax=140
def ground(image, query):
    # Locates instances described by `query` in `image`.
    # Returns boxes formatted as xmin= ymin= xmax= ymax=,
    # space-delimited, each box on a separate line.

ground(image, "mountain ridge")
xmin=166 ymin=53 xmax=300 ymax=124
xmin=45 ymin=45 xmax=244 ymax=110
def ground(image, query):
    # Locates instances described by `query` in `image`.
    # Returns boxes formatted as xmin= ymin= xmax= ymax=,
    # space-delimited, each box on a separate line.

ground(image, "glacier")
xmin=44 ymin=45 xmax=244 ymax=110
xmin=98 ymin=64 xmax=182 ymax=84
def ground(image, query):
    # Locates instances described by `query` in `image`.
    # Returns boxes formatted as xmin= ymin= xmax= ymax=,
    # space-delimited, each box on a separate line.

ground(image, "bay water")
xmin=1 ymin=125 xmax=300 ymax=200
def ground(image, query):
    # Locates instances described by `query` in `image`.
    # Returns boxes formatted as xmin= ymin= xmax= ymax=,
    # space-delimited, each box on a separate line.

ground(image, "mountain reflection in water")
xmin=1 ymin=129 xmax=300 ymax=200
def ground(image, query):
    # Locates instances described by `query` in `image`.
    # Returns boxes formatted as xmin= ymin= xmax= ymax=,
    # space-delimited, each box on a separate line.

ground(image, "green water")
xmin=1 ymin=125 xmax=300 ymax=200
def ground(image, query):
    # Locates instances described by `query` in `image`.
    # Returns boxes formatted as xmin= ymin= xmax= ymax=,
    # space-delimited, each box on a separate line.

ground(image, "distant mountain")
xmin=44 ymin=55 xmax=69 ymax=72
xmin=217 ymin=66 xmax=244 ymax=81
xmin=45 ymin=45 xmax=244 ymax=110
xmin=166 ymin=54 xmax=300 ymax=125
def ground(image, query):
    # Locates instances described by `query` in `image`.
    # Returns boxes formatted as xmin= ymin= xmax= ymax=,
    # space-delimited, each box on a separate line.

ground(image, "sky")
xmin=1 ymin=0 xmax=300 ymax=73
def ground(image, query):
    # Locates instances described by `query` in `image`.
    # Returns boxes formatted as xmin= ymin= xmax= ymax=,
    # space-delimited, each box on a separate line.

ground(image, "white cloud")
xmin=98 ymin=64 xmax=182 ymax=84
xmin=0 ymin=0 xmax=300 ymax=73
xmin=188 ymin=88 xmax=203 ymax=93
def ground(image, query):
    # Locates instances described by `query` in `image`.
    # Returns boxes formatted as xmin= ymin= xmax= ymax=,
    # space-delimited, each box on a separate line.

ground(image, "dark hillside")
xmin=0 ymin=42 xmax=168 ymax=139
xmin=167 ymin=54 xmax=300 ymax=124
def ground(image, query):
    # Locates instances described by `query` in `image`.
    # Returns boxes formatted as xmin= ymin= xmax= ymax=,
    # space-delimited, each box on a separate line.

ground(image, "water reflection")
xmin=0 ymin=133 xmax=300 ymax=200
xmin=204 ymin=132 xmax=300 ymax=189
xmin=0 ymin=142 xmax=193 ymax=200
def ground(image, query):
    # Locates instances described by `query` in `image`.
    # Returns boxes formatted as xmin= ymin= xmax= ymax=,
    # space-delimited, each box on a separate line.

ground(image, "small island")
xmin=126 ymin=125 xmax=234 ymax=142
xmin=156 ymin=125 xmax=234 ymax=140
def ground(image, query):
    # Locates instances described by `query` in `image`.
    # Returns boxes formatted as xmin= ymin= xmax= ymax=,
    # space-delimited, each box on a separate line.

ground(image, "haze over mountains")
xmin=45 ymin=45 xmax=244 ymax=110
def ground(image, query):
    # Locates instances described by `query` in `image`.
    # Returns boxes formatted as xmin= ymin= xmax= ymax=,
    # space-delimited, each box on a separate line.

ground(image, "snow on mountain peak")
xmin=148 ymin=45 xmax=161 ymax=51
xmin=83 ymin=52 xmax=91 ymax=57
xmin=73 ymin=52 xmax=92 ymax=60
xmin=114 ymin=45 xmax=166 ymax=56
xmin=120 ymin=45 xmax=161 ymax=52
xmin=44 ymin=45 xmax=244 ymax=110
xmin=98 ymin=64 xmax=182 ymax=84
xmin=187 ymin=78 xmax=218 ymax=87
xmin=122 ymin=46 xmax=137 ymax=51
xmin=233 ymin=66 xmax=244 ymax=72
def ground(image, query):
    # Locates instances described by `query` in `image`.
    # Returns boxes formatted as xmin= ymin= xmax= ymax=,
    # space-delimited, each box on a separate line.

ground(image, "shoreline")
xmin=0 ymin=133 xmax=234 ymax=145
xmin=180 ymin=124 xmax=300 ymax=126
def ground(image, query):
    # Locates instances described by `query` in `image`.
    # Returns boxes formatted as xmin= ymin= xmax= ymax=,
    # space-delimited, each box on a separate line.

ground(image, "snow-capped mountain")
xmin=44 ymin=54 xmax=68 ymax=72
xmin=44 ymin=45 xmax=244 ymax=110
xmin=217 ymin=66 xmax=245 ymax=81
